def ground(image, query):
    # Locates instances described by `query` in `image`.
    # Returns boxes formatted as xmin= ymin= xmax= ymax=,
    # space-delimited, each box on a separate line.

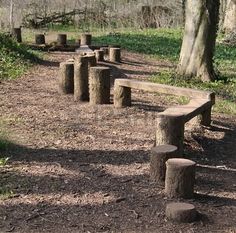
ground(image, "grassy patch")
xmin=0 ymin=33 xmax=40 ymax=80
xmin=93 ymin=28 xmax=183 ymax=61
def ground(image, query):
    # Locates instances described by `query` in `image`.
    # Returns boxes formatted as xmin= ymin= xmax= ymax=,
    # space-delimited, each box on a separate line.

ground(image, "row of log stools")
xmin=150 ymin=144 xmax=197 ymax=223
xmin=59 ymin=53 xmax=112 ymax=104
xmin=35 ymin=33 xmax=92 ymax=46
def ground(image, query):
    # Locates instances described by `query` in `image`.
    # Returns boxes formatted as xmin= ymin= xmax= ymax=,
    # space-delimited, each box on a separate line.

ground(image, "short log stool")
xmin=109 ymin=48 xmax=121 ymax=63
xmin=12 ymin=28 xmax=22 ymax=43
xmin=81 ymin=33 xmax=92 ymax=46
xmin=57 ymin=34 xmax=67 ymax=46
xmin=100 ymin=47 xmax=109 ymax=59
xmin=35 ymin=34 xmax=45 ymax=44
xmin=94 ymin=49 xmax=104 ymax=62
xmin=150 ymin=145 xmax=178 ymax=183
xmin=86 ymin=54 xmax=97 ymax=68
xmin=165 ymin=158 xmax=196 ymax=198
xmin=166 ymin=202 xmax=197 ymax=223
xmin=59 ymin=62 xmax=74 ymax=94
xmin=89 ymin=67 xmax=111 ymax=105
xmin=74 ymin=56 xmax=89 ymax=101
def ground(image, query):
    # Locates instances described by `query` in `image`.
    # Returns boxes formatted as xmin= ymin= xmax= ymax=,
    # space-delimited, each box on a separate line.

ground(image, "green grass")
xmin=0 ymin=32 xmax=40 ymax=80
xmin=93 ymin=28 xmax=183 ymax=61
xmin=93 ymin=28 xmax=236 ymax=115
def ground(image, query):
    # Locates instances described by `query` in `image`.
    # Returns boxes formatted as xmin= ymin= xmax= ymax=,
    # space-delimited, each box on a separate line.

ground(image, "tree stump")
xmin=12 ymin=28 xmax=22 ymax=43
xmin=94 ymin=49 xmax=104 ymax=62
xmin=81 ymin=33 xmax=92 ymax=46
xmin=86 ymin=54 xmax=97 ymax=68
xmin=101 ymin=47 xmax=109 ymax=54
xmin=109 ymin=48 xmax=121 ymax=63
xmin=114 ymin=85 xmax=131 ymax=108
xmin=150 ymin=145 xmax=178 ymax=183
xmin=166 ymin=202 xmax=197 ymax=223
xmin=89 ymin=67 xmax=111 ymax=105
xmin=165 ymin=158 xmax=196 ymax=198
xmin=156 ymin=114 xmax=185 ymax=156
xmin=59 ymin=62 xmax=74 ymax=94
xmin=35 ymin=34 xmax=45 ymax=44
xmin=74 ymin=56 xmax=89 ymax=101
xmin=57 ymin=34 xmax=67 ymax=46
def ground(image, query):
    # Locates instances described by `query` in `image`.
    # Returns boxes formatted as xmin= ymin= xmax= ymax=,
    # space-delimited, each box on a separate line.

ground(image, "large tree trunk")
xmin=177 ymin=0 xmax=220 ymax=82
xmin=223 ymin=0 xmax=236 ymax=32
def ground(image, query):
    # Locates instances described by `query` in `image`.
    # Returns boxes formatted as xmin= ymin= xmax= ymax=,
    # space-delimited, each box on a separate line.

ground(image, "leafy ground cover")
xmin=0 ymin=33 xmax=39 ymax=80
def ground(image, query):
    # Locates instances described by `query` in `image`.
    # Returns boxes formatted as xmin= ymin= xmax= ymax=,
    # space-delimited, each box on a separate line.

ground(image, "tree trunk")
xmin=177 ymin=0 xmax=220 ymax=82
xmin=223 ymin=0 xmax=236 ymax=32
xmin=9 ymin=0 xmax=14 ymax=31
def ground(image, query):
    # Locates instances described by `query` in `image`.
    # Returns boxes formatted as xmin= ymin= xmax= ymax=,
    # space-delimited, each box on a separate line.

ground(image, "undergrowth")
xmin=0 ymin=33 xmax=39 ymax=80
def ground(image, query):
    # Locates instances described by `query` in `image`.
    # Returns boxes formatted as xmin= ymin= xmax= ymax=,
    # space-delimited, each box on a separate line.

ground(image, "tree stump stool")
xmin=89 ymin=67 xmax=111 ymax=105
xmin=57 ymin=34 xmax=67 ymax=46
xmin=165 ymin=158 xmax=196 ymax=198
xmin=94 ymin=49 xmax=104 ymax=62
xmin=150 ymin=145 xmax=178 ymax=183
xmin=86 ymin=54 xmax=97 ymax=68
xmin=100 ymin=47 xmax=109 ymax=56
xmin=74 ymin=56 xmax=89 ymax=101
xmin=35 ymin=34 xmax=45 ymax=44
xmin=12 ymin=28 xmax=22 ymax=43
xmin=59 ymin=62 xmax=74 ymax=94
xmin=166 ymin=202 xmax=197 ymax=223
xmin=81 ymin=33 xmax=92 ymax=46
xmin=109 ymin=48 xmax=121 ymax=63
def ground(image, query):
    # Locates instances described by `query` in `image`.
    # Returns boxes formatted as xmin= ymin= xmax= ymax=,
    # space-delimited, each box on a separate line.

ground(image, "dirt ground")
xmin=0 ymin=51 xmax=235 ymax=233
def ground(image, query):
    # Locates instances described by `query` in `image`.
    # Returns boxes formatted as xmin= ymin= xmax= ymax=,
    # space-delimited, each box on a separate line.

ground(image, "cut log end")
xmin=165 ymin=158 xmax=196 ymax=199
xmin=166 ymin=202 xmax=197 ymax=223
xmin=150 ymin=144 xmax=178 ymax=183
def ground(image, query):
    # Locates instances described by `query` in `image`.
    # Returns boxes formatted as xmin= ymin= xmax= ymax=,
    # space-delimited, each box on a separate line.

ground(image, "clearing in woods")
xmin=0 ymin=50 xmax=236 ymax=233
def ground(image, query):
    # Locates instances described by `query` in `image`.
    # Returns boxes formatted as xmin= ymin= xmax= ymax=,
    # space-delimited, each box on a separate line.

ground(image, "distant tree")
xmin=9 ymin=0 xmax=14 ymax=30
xmin=177 ymin=0 xmax=220 ymax=82
xmin=223 ymin=0 xmax=236 ymax=32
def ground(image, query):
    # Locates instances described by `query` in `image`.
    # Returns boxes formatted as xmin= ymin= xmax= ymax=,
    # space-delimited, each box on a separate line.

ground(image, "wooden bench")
xmin=114 ymin=79 xmax=215 ymax=155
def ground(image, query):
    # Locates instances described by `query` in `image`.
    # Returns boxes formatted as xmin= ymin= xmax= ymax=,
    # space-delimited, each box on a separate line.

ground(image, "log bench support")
xmin=114 ymin=85 xmax=131 ymax=108
xmin=156 ymin=115 xmax=184 ymax=156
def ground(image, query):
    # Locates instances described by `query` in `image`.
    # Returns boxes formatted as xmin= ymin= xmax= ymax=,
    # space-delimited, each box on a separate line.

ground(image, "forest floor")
xmin=0 ymin=51 xmax=235 ymax=233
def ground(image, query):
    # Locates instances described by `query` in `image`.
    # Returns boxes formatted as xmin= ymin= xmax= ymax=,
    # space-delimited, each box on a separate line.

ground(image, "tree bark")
xmin=165 ymin=158 xmax=196 ymax=198
xmin=177 ymin=0 xmax=220 ymax=82
xmin=223 ymin=0 xmax=236 ymax=32
xmin=89 ymin=67 xmax=111 ymax=105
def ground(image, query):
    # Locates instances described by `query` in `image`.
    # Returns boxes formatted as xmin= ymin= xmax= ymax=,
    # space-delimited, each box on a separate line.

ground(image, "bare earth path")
xmin=0 ymin=51 xmax=235 ymax=233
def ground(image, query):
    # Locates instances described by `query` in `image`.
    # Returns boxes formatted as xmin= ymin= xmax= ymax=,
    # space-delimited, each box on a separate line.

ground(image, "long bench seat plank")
xmin=115 ymin=79 xmax=214 ymax=102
